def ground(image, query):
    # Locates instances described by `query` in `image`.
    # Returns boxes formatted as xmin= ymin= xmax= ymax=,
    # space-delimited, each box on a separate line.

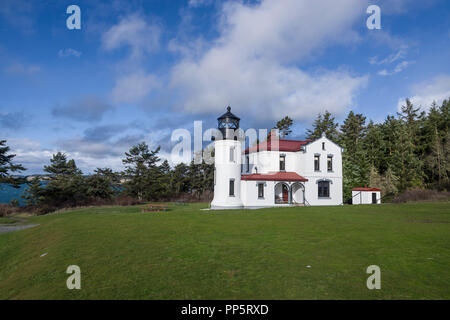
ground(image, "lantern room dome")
xmin=217 ymin=106 xmax=240 ymax=139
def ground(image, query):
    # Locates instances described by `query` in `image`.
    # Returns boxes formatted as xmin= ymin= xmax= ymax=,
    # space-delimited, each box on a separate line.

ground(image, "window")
xmin=279 ymin=155 xmax=286 ymax=171
xmin=258 ymin=183 xmax=264 ymax=198
xmin=322 ymin=142 xmax=325 ymax=150
xmin=314 ymin=155 xmax=320 ymax=171
xmin=318 ymin=181 xmax=330 ymax=198
xmin=327 ymin=155 xmax=333 ymax=171
xmin=229 ymin=147 xmax=235 ymax=162
xmin=246 ymin=156 xmax=250 ymax=172
xmin=229 ymin=179 xmax=235 ymax=196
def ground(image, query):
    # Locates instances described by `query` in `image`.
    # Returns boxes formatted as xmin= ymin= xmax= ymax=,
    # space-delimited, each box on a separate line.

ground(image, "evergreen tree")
xmin=122 ymin=142 xmax=160 ymax=200
xmin=22 ymin=177 xmax=44 ymax=206
xmin=171 ymin=163 xmax=189 ymax=196
xmin=0 ymin=140 xmax=26 ymax=186
xmin=306 ymin=111 xmax=339 ymax=141
xmin=85 ymin=168 xmax=119 ymax=200
xmin=340 ymin=111 xmax=369 ymax=200
xmin=363 ymin=121 xmax=384 ymax=171
xmin=274 ymin=116 xmax=293 ymax=138
xmin=44 ymin=152 xmax=81 ymax=176
xmin=339 ymin=111 xmax=367 ymax=153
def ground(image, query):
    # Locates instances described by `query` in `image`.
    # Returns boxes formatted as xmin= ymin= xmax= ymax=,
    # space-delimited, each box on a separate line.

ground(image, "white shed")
xmin=352 ymin=188 xmax=381 ymax=205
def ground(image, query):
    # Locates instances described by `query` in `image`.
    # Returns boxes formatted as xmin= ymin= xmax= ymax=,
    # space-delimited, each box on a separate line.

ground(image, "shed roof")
xmin=352 ymin=187 xmax=381 ymax=192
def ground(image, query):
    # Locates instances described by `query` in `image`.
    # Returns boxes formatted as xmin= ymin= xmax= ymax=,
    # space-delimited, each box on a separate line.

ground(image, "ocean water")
xmin=0 ymin=183 xmax=28 ymax=205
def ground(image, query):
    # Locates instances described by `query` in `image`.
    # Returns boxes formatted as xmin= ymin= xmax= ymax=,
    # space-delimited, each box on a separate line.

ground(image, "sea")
xmin=0 ymin=183 xmax=29 ymax=206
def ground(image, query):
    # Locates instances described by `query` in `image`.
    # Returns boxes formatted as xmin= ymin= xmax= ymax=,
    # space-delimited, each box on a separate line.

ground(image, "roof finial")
xmin=227 ymin=105 xmax=231 ymax=112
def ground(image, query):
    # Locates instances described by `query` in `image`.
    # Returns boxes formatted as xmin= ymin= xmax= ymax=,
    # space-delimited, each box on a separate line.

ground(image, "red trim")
xmin=352 ymin=187 xmax=381 ymax=192
xmin=244 ymin=139 xmax=312 ymax=154
xmin=241 ymin=171 xmax=308 ymax=182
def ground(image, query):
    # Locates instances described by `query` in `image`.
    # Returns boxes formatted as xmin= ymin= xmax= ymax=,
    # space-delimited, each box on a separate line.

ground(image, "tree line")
xmin=0 ymin=98 xmax=449 ymax=212
xmin=300 ymin=98 xmax=450 ymax=201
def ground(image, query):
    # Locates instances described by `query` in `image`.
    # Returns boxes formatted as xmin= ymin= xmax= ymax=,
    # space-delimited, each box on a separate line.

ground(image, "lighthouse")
xmin=211 ymin=106 xmax=244 ymax=209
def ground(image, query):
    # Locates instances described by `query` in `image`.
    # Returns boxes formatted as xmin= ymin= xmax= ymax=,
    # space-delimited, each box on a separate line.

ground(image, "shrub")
xmin=393 ymin=189 xmax=450 ymax=203
xmin=0 ymin=204 xmax=20 ymax=217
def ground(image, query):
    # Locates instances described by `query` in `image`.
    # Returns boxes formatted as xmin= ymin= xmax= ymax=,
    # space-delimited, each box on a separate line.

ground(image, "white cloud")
xmin=169 ymin=0 xmax=368 ymax=121
xmin=188 ymin=0 xmax=213 ymax=8
xmin=6 ymin=63 xmax=40 ymax=75
xmin=58 ymin=48 xmax=82 ymax=58
xmin=370 ymin=49 xmax=406 ymax=65
xmin=112 ymin=71 xmax=160 ymax=103
xmin=101 ymin=14 xmax=161 ymax=60
xmin=378 ymin=60 xmax=414 ymax=76
xmin=397 ymin=75 xmax=450 ymax=111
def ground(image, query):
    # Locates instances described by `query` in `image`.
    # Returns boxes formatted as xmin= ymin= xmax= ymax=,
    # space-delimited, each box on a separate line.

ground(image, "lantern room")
xmin=217 ymin=106 xmax=240 ymax=140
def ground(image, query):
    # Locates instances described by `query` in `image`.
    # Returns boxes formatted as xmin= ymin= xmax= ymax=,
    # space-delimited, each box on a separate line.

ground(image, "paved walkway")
xmin=0 ymin=224 xmax=39 ymax=234
xmin=0 ymin=217 xmax=39 ymax=234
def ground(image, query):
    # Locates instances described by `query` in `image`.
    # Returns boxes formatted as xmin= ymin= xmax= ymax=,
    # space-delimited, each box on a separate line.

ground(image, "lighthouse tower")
xmin=211 ymin=106 xmax=243 ymax=209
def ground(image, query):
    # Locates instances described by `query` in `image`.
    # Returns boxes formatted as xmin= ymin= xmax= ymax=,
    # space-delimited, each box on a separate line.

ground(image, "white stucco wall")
xmin=241 ymin=180 xmax=305 ymax=208
xmin=213 ymin=135 xmax=344 ymax=208
xmin=301 ymin=137 xmax=343 ymax=206
xmin=211 ymin=139 xmax=243 ymax=209
xmin=352 ymin=191 xmax=381 ymax=204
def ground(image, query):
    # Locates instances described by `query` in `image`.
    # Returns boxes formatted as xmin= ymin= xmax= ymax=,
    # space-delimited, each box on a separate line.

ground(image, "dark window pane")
xmin=258 ymin=184 xmax=264 ymax=198
xmin=280 ymin=156 xmax=285 ymax=171
xmin=314 ymin=155 xmax=320 ymax=171
xmin=318 ymin=181 xmax=330 ymax=198
xmin=229 ymin=180 xmax=234 ymax=196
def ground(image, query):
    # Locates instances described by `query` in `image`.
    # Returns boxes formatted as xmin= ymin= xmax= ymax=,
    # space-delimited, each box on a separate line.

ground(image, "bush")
xmin=0 ymin=204 xmax=21 ymax=217
xmin=393 ymin=189 xmax=450 ymax=203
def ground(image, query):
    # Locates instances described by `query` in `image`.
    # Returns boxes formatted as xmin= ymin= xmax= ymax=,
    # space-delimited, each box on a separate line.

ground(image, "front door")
xmin=282 ymin=185 xmax=289 ymax=203
xmin=372 ymin=193 xmax=377 ymax=204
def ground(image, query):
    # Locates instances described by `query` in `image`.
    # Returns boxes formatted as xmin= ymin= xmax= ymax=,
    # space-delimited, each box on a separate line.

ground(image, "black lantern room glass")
xmin=218 ymin=106 xmax=240 ymax=139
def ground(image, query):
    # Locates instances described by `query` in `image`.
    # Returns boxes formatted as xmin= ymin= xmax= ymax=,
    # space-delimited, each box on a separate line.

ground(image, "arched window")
xmin=318 ymin=180 xmax=330 ymax=198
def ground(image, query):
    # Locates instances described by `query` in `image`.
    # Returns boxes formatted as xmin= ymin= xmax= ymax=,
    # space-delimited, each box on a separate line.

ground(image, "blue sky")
xmin=0 ymin=0 xmax=449 ymax=174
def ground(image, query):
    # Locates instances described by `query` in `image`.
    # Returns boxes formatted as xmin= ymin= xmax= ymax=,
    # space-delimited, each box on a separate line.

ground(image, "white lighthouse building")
xmin=210 ymin=106 xmax=244 ymax=209
xmin=211 ymin=107 xmax=344 ymax=209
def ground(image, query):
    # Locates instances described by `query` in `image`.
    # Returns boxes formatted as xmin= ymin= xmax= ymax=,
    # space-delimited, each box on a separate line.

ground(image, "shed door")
xmin=372 ymin=193 xmax=377 ymax=204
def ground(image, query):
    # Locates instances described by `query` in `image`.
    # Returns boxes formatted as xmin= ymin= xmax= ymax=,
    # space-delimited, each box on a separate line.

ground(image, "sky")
xmin=0 ymin=0 xmax=449 ymax=174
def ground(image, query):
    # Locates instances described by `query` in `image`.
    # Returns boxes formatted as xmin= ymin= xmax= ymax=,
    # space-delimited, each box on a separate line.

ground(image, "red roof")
xmin=352 ymin=187 xmax=381 ymax=192
xmin=241 ymin=171 xmax=308 ymax=182
xmin=244 ymin=139 xmax=312 ymax=154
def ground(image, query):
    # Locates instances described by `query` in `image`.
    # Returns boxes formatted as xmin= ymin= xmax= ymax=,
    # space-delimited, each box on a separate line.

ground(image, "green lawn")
xmin=0 ymin=202 xmax=449 ymax=299
xmin=0 ymin=217 xmax=17 ymax=224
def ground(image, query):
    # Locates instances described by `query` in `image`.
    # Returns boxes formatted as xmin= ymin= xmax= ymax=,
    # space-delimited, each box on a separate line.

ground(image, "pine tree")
xmin=122 ymin=142 xmax=160 ymax=200
xmin=340 ymin=111 xmax=369 ymax=200
xmin=339 ymin=111 xmax=367 ymax=153
xmin=306 ymin=111 xmax=339 ymax=141
xmin=274 ymin=116 xmax=293 ymax=138
xmin=0 ymin=140 xmax=26 ymax=186
xmin=44 ymin=152 xmax=81 ymax=176
xmin=22 ymin=177 xmax=44 ymax=206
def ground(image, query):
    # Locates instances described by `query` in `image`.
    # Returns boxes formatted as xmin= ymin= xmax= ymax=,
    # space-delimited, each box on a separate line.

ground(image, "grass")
xmin=0 ymin=202 xmax=449 ymax=299
xmin=0 ymin=217 xmax=17 ymax=224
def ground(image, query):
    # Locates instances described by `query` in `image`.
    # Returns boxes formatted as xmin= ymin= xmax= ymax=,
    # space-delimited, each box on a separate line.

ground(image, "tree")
xmin=306 ymin=111 xmax=339 ymax=141
xmin=44 ymin=152 xmax=81 ymax=176
xmin=0 ymin=140 xmax=26 ymax=186
xmin=85 ymin=168 xmax=119 ymax=200
xmin=122 ymin=142 xmax=160 ymax=200
xmin=363 ymin=121 xmax=384 ymax=172
xmin=171 ymin=163 xmax=189 ymax=196
xmin=339 ymin=111 xmax=367 ymax=154
xmin=274 ymin=116 xmax=293 ymax=138
xmin=22 ymin=177 xmax=44 ymax=206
